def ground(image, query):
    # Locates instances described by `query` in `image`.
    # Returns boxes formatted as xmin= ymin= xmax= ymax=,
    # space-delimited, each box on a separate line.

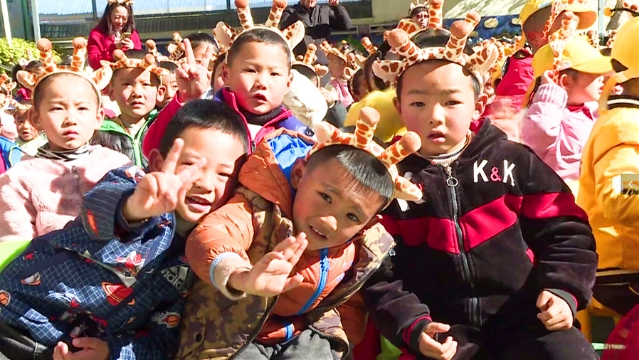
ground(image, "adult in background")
xmin=87 ymin=0 xmax=142 ymax=70
xmin=280 ymin=0 xmax=352 ymax=65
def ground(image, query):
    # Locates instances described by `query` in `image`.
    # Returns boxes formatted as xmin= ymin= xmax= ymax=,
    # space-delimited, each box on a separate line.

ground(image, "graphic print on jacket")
xmin=382 ymin=119 xmax=597 ymax=329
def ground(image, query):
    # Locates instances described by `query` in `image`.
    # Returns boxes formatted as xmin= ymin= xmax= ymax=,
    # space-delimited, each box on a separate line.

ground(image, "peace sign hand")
xmin=121 ymin=139 xmax=206 ymax=222
xmin=228 ymin=233 xmax=308 ymax=297
xmin=176 ymin=38 xmax=215 ymax=103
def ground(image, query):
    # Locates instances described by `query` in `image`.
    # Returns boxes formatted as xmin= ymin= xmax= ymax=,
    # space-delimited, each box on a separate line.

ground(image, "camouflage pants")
xmin=234 ymin=329 xmax=340 ymax=360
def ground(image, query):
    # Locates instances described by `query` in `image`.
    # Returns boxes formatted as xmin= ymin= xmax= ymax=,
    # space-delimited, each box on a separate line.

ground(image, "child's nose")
xmin=319 ymin=215 xmax=338 ymax=231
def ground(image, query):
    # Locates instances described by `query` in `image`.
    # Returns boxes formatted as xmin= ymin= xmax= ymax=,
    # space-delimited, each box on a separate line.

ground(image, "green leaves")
xmin=0 ymin=38 xmax=61 ymax=74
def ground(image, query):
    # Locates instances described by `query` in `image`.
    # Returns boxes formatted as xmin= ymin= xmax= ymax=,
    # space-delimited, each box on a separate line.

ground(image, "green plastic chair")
xmin=0 ymin=240 xmax=30 ymax=273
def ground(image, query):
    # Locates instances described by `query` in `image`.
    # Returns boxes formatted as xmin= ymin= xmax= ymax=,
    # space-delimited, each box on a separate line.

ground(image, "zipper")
xmin=297 ymin=248 xmax=330 ymax=315
xmin=228 ymin=296 xmax=279 ymax=360
xmin=444 ymin=165 xmax=480 ymax=326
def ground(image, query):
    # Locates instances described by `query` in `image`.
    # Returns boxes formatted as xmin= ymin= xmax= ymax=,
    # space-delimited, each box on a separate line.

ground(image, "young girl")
xmin=0 ymin=38 xmax=131 ymax=242
xmin=321 ymin=41 xmax=355 ymax=108
xmin=11 ymin=60 xmax=43 ymax=103
xmin=521 ymin=36 xmax=611 ymax=181
xmin=87 ymin=0 xmax=142 ymax=70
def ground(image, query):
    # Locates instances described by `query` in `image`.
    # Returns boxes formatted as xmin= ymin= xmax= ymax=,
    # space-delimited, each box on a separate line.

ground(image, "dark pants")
xmin=418 ymin=321 xmax=598 ymax=360
xmin=233 ymin=329 xmax=341 ymax=360
xmin=0 ymin=321 xmax=53 ymax=360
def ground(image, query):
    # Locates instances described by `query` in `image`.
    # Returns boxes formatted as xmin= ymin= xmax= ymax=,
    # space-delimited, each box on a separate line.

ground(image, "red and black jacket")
xmin=363 ymin=119 xmax=597 ymax=353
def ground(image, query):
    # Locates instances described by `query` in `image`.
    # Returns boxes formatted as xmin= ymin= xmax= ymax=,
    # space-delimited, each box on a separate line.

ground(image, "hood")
xmin=238 ymin=129 xmax=315 ymax=217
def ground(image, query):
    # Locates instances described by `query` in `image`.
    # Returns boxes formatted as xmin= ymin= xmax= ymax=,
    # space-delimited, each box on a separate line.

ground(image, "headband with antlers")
xmin=402 ymin=0 xmax=444 ymax=34
xmin=214 ymin=0 xmax=304 ymax=63
xmin=108 ymin=0 xmax=133 ymax=6
xmin=373 ymin=12 xmax=499 ymax=90
xmin=0 ymin=74 xmax=17 ymax=94
xmin=107 ymin=50 xmax=170 ymax=81
xmin=547 ymin=12 xmax=579 ymax=83
xmin=293 ymin=44 xmax=329 ymax=80
xmin=320 ymin=41 xmax=365 ymax=79
xmin=542 ymin=0 xmax=589 ymax=41
xmin=307 ymin=107 xmax=423 ymax=202
xmin=146 ymin=40 xmax=171 ymax=62
xmin=16 ymin=38 xmax=112 ymax=107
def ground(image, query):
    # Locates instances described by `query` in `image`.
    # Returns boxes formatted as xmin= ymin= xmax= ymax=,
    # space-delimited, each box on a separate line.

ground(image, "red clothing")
xmin=87 ymin=28 xmax=142 ymax=70
xmin=493 ymin=53 xmax=534 ymax=113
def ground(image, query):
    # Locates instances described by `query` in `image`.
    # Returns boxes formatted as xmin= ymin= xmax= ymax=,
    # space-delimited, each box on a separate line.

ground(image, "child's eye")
xmin=319 ymin=192 xmax=331 ymax=203
xmin=219 ymin=172 xmax=232 ymax=178
xmin=410 ymin=102 xmax=425 ymax=107
xmin=78 ymin=107 xmax=89 ymax=111
xmin=271 ymin=72 xmax=281 ymax=77
xmin=244 ymin=69 xmax=256 ymax=73
xmin=347 ymin=213 xmax=360 ymax=224
xmin=445 ymin=100 xmax=462 ymax=106
xmin=143 ymin=83 xmax=153 ymax=87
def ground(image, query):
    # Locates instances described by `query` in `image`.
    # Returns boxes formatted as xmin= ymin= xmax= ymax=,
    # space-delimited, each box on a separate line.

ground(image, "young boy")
xmin=92 ymin=49 xmax=167 ymax=168
xmin=365 ymin=15 xmax=598 ymax=360
xmin=142 ymin=0 xmax=312 ymax=157
xmin=11 ymin=102 xmax=48 ymax=156
xmin=157 ymin=61 xmax=179 ymax=110
xmin=578 ymin=16 xmax=639 ymax=317
xmin=178 ymin=108 xmax=422 ymax=359
xmin=0 ymin=100 xmax=250 ymax=359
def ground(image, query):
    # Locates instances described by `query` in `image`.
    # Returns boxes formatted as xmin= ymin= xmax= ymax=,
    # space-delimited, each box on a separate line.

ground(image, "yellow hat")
xmin=519 ymin=0 xmax=597 ymax=30
xmin=600 ymin=17 xmax=639 ymax=112
xmin=532 ymin=37 xmax=612 ymax=78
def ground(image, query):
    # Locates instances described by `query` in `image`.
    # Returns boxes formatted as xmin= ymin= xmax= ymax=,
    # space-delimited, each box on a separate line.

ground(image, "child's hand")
xmin=228 ymin=233 xmax=308 ymax=297
xmin=536 ymin=290 xmax=573 ymax=331
xmin=53 ymin=338 xmax=109 ymax=360
xmin=122 ymin=139 xmax=206 ymax=222
xmin=418 ymin=322 xmax=457 ymax=360
xmin=176 ymin=38 xmax=215 ymax=103
xmin=541 ymin=70 xmax=556 ymax=85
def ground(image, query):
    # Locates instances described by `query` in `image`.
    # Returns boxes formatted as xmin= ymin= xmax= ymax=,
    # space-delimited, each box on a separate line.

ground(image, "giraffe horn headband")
xmin=106 ymin=50 xmax=170 ymax=80
xmin=16 ymin=38 xmax=112 ymax=107
xmin=542 ymin=0 xmax=588 ymax=41
xmin=292 ymin=44 xmax=329 ymax=79
xmin=108 ymin=0 xmax=133 ymax=6
xmin=547 ymin=11 xmax=579 ymax=83
xmin=306 ymin=107 xmax=423 ymax=202
xmin=215 ymin=0 xmax=305 ymax=63
xmin=0 ymin=74 xmax=17 ymax=94
xmin=403 ymin=0 xmax=444 ymax=34
xmin=373 ymin=11 xmax=499 ymax=90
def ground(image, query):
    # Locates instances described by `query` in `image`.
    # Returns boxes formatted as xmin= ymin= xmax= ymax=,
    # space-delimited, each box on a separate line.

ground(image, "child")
xmin=0 ymin=75 xmax=19 ymax=142
xmin=11 ymin=60 xmax=44 ymax=103
xmin=0 ymin=117 xmax=22 ymax=175
xmin=578 ymin=16 xmax=639 ymax=317
xmin=521 ymin=31 xmax=612 ymax=182
xmin=142 ymin=0 xmax=312 ymax=157
xmin=178 ymin=108 xmax=422 ymax=359
xmin=11 ymin=102 xmax=48 ymax=156
xmin=365 ymin=15 xmax=598 ymax=360
xmin=409 ymin=0 xmax=430 ymax=29
xmin=0 ymin=99 xmax=250 ymax=360
xmin=157 ymin=60 xmax=179 ymax=110
xmin=321 ymin=41 xmax=355 ymax=108
xmin=0 ymin=38 xmax=131 ymax=242
xmin=92 ymin=49 xmax=167 ymax=168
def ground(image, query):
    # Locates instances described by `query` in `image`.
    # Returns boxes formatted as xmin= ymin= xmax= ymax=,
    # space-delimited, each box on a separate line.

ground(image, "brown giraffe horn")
xmin=428 ymin=0 xmax=444 ymax=29
xmin=379 ymin=132 xmax=421 ymax=167
xmin=445 ymin=12 xmax=480 ymax=62
xmin=388 ymin=29 xmax=421 ymax=63
xmin=113 ymin=50 xmax=128 ymax=66
xmin=304 ymin=44 xmax=317 ymax=65
xmin=70 ymin=37 xmax=87 ymax=72
xmin=361 ymin=37 xmax=378 ymax=55
xmin=265 ymin=0 xmax=287 ymax=28
xmin=235 ymin=0 xmax=254 ymax=30
xmin=353 ymin=107 xmax=379 ymax=148
xmin=37 ymin=38 xmax=57 ymax=75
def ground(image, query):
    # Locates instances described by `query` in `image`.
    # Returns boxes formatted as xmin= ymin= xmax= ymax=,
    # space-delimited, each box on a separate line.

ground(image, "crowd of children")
xmin=1 ymin=0 xmax=639 ymax=358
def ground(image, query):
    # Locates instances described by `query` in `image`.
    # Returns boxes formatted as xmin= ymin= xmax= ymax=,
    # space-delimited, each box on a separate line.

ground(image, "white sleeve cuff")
xmin=209 ymin=252 xmax=251 ymax=300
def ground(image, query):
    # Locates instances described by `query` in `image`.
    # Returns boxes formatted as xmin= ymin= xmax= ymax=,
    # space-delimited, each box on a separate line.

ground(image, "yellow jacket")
xmin=345 ymin=88 xmax=406 ymax=143
xmin=577 ymin=99 xmax=639 ymax=275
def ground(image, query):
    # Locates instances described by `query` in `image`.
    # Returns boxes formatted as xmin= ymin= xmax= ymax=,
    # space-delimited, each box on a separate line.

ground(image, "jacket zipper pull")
xmin=445 ymin=166 xmax=459 ymax=187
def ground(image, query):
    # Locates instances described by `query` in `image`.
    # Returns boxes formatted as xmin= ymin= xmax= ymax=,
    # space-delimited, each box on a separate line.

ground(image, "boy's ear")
xmin=287 ymin=70 xmax=294 ymax=90
xmin=393 ymin=96 xmax=402 ymax=115
xmin=558 ymin=73 xmax=571 ymax=89
xmin=107 ymin=83 xmax=116 ymax=102
xmin=147 ymin=148 xmax=165 ymax=172
xmin=156 ymin=84 xmax=166 ymax=103
xmin=30 ymin=108 xmax=44 ymax=131
xmin=290 ymin=158 xmax=308 ymax=190
xmin=474 ymin=93 xmax=487 ymax=120
xmin=222 ymin=63 xmax=230 ymax=84
xmin=94 ymin=108 xmax=106 ymax=129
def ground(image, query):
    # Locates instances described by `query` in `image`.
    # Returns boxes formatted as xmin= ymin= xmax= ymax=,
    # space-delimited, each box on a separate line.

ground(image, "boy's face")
xmin=159 ymin=73 xmax=178 ymax=108
xmin=327 ymin=54 xmax=347 ymax=80
xmin=110 ymin=68 xmax=164 ymax=123
xmin=412 ymin=10 xmax=430 ymax=28
xmin=15 ymin=109 xmax=38 ymax=142
xmin=150 ymin=127 xmax=246 ymax=224
xmin=290 ymin=158 xmax=384 ymax=252
xmin=224 ymin=41 xmax=292 ymax=115
xmin=395 ymin=60 xmax=482 ymax=157
xmin=32 ymin=75 xmax=104 ymax=151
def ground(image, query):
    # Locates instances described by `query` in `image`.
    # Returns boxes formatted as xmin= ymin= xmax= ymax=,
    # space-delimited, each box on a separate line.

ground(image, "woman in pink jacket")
xmin=87 ymin=0 xmax=142 ymax=70
xmin=522 ymin=37 xmax=611 ymax=182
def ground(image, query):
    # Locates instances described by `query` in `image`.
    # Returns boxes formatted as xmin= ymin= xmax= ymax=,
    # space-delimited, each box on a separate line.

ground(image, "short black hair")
xmin=227 ymin=29 xmax=292 ymax=68
xmin=306 ymin=145 xmax=394 ymax=208
xmin=159 ymin=99 xmax=250 ymax=157
xmin=292 ymin=64 xmax=318 ymax=81
xmin=186 ymin=32 xmax=218 ymax=52
xmin=158 ymin=61 xmax=178 ymax=73
xmin=396 ymin=28 xmax=481 ymax=102
xmin=348 ymin=68 xmax=365 ymax=98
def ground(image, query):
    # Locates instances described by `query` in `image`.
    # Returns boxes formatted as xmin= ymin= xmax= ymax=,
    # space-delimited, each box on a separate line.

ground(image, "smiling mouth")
xmin=309 ymin=225 xmax=327 ymax=239
xmin=186 ymin=196 xmax=210 ymax=206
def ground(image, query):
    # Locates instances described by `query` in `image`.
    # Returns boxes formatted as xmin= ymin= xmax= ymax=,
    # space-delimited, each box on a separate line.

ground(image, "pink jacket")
xmin=87 ymin=28 xmax=142 ymax=70
xmin=521 ymin=83 xmax=598 ymax=182
xmin=0 ymin=146 xmax=131 ymax=242
xmin=329 ymin=78 xmax=354 ymax=108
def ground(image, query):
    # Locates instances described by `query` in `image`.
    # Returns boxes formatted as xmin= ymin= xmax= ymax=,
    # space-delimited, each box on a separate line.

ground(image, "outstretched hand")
xmin=122 ymin=139 xmax=206 ymax=222
xmin=176 ymin=38 xmax=215 ymax=103
xmin=228 ymin=233 xmax=308 ymax=297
